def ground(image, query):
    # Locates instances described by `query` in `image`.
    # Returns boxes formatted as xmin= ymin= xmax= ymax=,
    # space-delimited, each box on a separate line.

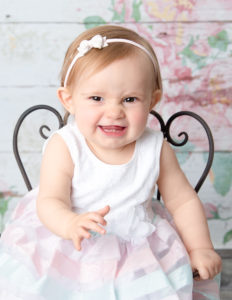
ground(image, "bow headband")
xmin=64 ymin=34 xmax=156 ymax=87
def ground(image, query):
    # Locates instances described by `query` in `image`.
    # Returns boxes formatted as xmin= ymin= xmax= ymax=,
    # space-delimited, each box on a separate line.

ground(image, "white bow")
xmin=77 ymin=35 xmax=108 ymax=57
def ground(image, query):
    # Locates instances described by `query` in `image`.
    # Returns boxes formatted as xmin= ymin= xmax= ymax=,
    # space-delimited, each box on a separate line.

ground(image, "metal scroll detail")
xmin=150 ymin=110 xmax=214 ymax=198
xmin=13 ymin=105 xmax=65 ymax=191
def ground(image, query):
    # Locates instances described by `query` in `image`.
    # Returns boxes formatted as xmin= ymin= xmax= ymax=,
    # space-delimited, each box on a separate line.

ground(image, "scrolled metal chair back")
xmin=13 ymin=105 xmax=65 ymax=191
xmin=150 ymin=110 xmax=214 ymax=199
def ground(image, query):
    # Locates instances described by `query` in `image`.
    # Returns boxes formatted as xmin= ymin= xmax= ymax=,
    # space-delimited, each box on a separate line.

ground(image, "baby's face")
xmin=68 ymin=53 xmax=158 ymax=155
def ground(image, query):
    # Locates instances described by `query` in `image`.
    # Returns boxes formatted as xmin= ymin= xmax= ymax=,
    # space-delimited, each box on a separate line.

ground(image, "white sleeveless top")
xmin=53 ymin=122 xmax=163 ymax=243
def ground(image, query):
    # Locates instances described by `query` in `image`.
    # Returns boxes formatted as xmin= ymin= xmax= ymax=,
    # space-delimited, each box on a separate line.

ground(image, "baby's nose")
xmin=105 ymin=104 xmax=125 ymax=119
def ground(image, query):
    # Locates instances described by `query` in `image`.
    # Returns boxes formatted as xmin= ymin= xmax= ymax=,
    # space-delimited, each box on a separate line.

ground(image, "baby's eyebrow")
xmin=80 ymin=91 xmax=104 ymax=96
xmin=124 ymin=92 xmax=145 ymax=96
xmin=79 ymin=90 xmax=148 ymax=99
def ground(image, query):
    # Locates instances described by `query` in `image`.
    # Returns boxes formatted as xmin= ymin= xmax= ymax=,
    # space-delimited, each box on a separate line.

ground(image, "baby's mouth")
xmin=99 ymin=125 xmax=127 ymax=136
xmin=100 ymin=125 xmax=125 ymax=132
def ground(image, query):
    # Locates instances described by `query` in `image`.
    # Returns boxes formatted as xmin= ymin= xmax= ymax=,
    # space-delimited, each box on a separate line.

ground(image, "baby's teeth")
xmin=105 ymin=129 xmax=117 ymax=132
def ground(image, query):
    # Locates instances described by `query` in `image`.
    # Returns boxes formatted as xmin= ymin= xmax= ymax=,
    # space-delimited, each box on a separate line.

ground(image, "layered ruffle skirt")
xmin=0 ymin=188 xmax=220 ymax=299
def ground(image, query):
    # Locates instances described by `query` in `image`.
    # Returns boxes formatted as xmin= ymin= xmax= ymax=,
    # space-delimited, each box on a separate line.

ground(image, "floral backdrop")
xmin=0 ymin=0 xmax=231 ymax=248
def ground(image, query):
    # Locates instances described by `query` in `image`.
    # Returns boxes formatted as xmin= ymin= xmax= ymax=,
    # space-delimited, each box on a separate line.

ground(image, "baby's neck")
xmin=86 ymin=140 xmax=136 ymax=165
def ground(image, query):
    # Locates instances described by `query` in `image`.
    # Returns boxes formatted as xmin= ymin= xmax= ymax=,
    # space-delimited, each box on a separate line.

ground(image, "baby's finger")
xmin=198 ymin=267 xmax=210 ymax=280
xmin=85 ymin=221 xmax=106 ymax=235
xmin=205 ymin=263 xmax=219 ymax=279
xmin=97 ymin=205 xmax=110 ymax=217
xmin=209 ymin=266 xmax=220 ymax=279
xmin=73 ymin=236 xmax=83 ymax=251
xmin=73 ymin=228 xmax=91 ymax=251
xmin=216 ymin=261 xmax=222 ymax=275
xmin=215 ymin=266 xmax=221 ymax=275
xmin=90 ymin=213 xmax=107 ymax=226
xmin=78 ymin=227 xmax=91 ymax=239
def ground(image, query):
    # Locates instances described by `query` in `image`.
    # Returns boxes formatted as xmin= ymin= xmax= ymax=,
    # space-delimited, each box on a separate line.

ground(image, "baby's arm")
xmin=157 ymin=141 xmax=221 ymax=280
xmin=37 ymin=134 xmax=109 ymax=250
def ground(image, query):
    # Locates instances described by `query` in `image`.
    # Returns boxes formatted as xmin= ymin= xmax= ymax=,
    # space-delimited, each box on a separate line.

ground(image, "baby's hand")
xmin=66 ymin=205 xmax=110 ymax=251
xmin=189 ymin=248 xmax=222 ymax=280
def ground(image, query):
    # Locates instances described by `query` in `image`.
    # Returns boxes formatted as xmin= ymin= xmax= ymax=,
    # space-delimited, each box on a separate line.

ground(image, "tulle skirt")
xmin=0 ymin=188 xmax=220 ymax=299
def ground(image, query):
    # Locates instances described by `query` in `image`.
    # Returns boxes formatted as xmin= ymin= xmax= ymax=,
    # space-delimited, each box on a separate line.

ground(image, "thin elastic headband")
xmin=63 ymin=34 xmax=156 ymax=87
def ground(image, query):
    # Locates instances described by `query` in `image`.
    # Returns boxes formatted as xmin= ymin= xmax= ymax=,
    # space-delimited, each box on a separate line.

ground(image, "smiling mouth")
xmin=99 ymin=125 xmax=126 ymax=136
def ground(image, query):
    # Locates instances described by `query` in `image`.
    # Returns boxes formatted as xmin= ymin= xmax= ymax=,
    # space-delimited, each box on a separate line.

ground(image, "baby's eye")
xmin=124 ymin=97 xmax=137 ymax=103
xmin=90 ymin=96 xmax=103 ymax=102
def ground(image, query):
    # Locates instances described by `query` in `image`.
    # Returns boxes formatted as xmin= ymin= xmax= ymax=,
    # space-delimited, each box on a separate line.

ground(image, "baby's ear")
xmin=150 ymin=89 xmax=162 ymax=111
xmin=57 ymin=87 xmax=74 ymax=114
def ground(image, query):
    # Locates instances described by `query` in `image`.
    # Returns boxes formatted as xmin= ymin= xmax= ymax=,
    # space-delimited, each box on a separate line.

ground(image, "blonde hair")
xmin=60 ymin=25 xmax=162 ymax=94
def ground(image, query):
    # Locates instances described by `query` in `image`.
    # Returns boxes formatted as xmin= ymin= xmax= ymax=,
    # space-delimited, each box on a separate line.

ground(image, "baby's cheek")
xmin=133 ymin=111 xmax=149 ymax=128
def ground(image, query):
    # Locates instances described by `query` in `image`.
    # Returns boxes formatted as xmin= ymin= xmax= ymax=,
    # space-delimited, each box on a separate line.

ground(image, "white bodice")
xmin=55 ymin=122 xmax=163 ymax=243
